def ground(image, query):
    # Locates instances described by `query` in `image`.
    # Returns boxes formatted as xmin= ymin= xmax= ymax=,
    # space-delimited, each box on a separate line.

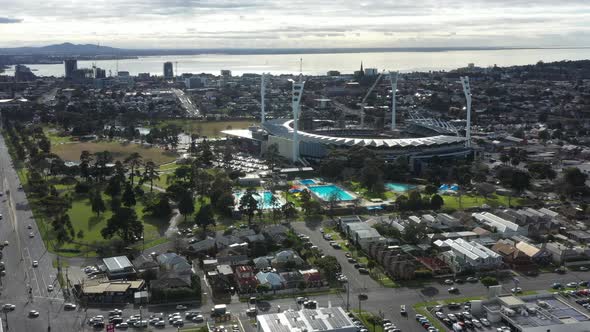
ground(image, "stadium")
xmin=222 ymin=73 xmax=474 ymax=171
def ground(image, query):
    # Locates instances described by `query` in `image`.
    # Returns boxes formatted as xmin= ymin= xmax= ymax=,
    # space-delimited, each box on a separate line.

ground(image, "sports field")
xmin=52 ymin=141 xmax=178 ymax=165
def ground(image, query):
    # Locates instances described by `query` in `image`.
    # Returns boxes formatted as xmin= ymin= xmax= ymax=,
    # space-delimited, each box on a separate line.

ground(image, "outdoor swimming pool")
xmin=299 ymin=179 xmax=317 ymax=186
xmin=385 ymin=183 xmax=417 ymax=192
xmin=233 ymin=191 xmax=282 ymax=209
xmin=308 ymin=185 xmax=356 ymax=201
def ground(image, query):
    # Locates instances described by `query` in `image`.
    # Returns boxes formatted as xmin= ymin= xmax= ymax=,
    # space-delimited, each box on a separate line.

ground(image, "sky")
xmin=0 ymin=0 xmax=589 ymax=49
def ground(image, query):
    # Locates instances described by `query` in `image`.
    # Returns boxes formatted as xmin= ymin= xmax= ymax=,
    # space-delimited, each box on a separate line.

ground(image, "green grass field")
xmin=440 ymin=193 xmax=526 ymax=210
xmin=38 ymin=194 xmax=168 ymax=256
xmin=155 ymin=120 xmax=256 ymax=137
xmin=52 ymin=140 xmax=178 ymax=165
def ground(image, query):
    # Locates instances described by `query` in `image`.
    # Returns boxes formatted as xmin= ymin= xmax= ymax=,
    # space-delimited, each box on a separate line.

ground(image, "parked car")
xmin=29 ymin=310 xmax=39 ymax=318
xmin=448 ymin=287 xmax=459 ymax=293
xmin=358 ymin=268 xmax=369 ymax=274
xmin=466 ymin=277 xmax=478 ymax=282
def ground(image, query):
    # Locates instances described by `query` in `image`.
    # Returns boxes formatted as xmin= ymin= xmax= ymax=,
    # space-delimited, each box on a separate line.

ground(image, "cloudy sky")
xmin=1 ymin=0 xmax=589 ymax=49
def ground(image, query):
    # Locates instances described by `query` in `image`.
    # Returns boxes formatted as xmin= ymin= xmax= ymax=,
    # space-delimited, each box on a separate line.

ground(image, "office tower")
xmin=163 ymin=62 xmax=174 ymax=79
xmin=64 ymin=59 xmax=77 ymax=79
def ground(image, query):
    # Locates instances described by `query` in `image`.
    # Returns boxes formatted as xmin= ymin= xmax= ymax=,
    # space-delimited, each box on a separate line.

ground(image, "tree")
xmin=214 ymin=192 xmax=235 ymax=217
xmin=195 ymin=204 xmax=215 ymax=232
xmin=430 ymin=194 xmax=444 ymax=210
xmin=101 ymin=207 xmax=143 ymax=243
xmin=360 ymin=160 xmax=385 ymax=193
xmin=144 ymin=194 xmax=172 ymax=218
xmin=559 ymin=167 xmax=589 ymax=197
xmin=401 ymin=222 xmax=427 ymax=245
xmin=475 ymin=183 xmax=495 ymax=199
xmin=238 ymin=191 xmax=259 ymax=227
xmin=124 ymin=152 xmax=143 ymax=185
xmin=263 ymin=143 xmax=281 ymax=172
xmin=424 ymin=184 xmax=438 ymax=196
xmin=105 ymin=176 xmax=122 ymax=197
xmin=480 ymin=276 xmax=499 ymax=287
xmin=198 ymin=139 xmax=214 ymax=166
xmin=122 ymin=183 xmax=137 ymax=207
xmin=93 ymin=151 xmax=113 ymax=182
xmin=281 ymin=201 xmax=297 ymax=221
xmin=77 ymin=230 xmax=84 ymax=239
xmin=141 ymin=160 xmax=160 ymax=192
xmin=299 ymin=189 xmax=311 ymax=203
xmin=110 ymin=196 xmax=121 ymax=211
xmin=91 ymin=190 xmax=106 ymax=217
xmin=178 ymin=191 xmax=195 ymax=220
xmin=500 ymin=154 xmax=510 ymax=164
xmin=315 ymin=255 xmax=341 ymax=281
xmin=79 ymin=150 xmax=93 ymax=181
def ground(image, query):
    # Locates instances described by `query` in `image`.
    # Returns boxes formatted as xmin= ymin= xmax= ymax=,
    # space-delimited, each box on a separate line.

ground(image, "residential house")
xmin=233 ymin=265 xmax=258 ymax=293
xmin=256 ymin=271 xmax=285 ymax=290
xmin=271 ymin=250 xmax=305 ymax=269
xmin=366 ymin=243 xmax=416 ymax=280
xmin=280 ymin=271 xmax=304 ymax=289
xmin=262 ymin=225 xmax=290 ymax=244
xmin=491 ymin=240 xmax=534 ymax=270
xmin=472 ymin=212 xmax=527 ymax=236
xmin=439 ymin=238 xmax=503 ymax=273
xmin=254 ymin=256 xmax=273 ymax=270
xmin=544 ymin=242 xmax=590 ymax=265
xmin=299 ymin=269 xmax=323 ymax=287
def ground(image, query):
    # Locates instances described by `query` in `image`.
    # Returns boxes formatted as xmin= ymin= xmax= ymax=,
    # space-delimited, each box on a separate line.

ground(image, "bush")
xmin=74 ymin=181 xmax=91 ymax=194
xmin=480 ymin=276 xmax=499 ymax=287
xmin=414 ymin=270 xmax=433 ymax=279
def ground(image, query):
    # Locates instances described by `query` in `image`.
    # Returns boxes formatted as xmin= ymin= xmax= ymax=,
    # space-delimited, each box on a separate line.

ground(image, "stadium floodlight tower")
xmin=460 ymin=76 xmax=472 ymax=148
xmin=289 ymin=76 xmax=305 ymax=163
xmin=260 ymin=73 xmax=266 ymax=123
xmin=389 ymin=71 xmax=399 ymax=129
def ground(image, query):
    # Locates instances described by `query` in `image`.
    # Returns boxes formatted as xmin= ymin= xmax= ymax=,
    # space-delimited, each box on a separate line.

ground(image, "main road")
xmin=173 ymin=88 xmax=199 ymax=117
xmin=0 ymin=133 xmax=80 ymax=332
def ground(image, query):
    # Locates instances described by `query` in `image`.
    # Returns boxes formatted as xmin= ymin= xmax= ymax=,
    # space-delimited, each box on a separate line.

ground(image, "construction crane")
xmin=359 ymin=70 xmax=385 ymax=127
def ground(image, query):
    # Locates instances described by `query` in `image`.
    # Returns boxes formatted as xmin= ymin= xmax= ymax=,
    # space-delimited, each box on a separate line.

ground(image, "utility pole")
xmin=4 ymin=310 xmax=9 ymax=331
xmin=460 ymin=76 xmax=472 ymax=148
xmin=346 ymin=284 xmax=350 ymax=311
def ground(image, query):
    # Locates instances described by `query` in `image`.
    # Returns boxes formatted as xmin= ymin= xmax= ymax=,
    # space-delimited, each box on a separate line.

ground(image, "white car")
xmin=32 ymin=260 xmax=38 ymax=267
xmin=115 ymin=322 xmax=129 ymax=329
xmin=29 ymin=232 xmax=34 ymax=238
xmin=511 ymin=287 xmax=522 ymax=293
xmin=480 ymin=318 xmax=491 ymax=326
xmin=29 ymin=310 xmax=39 ymax=317
xmin=134 ymin=320 xmax=148 ymax=327
xmin=64 ymin=303 xmax=77 ymax=310
xmin=580 ymin=267 xmax=589 ymax=271
xmin=3 ymin=241 xmax=8 ymax=246
xmin=154 ymin=321 xmax=166 ymax=327
xmin=435 ymin=311 xmax=445 ymax=319
xmin=176 ymin=304 xmax=188 ymax=310
xmin=567 ymin=282 xmax=579 ymax=288
xmin=444 ymin=279 xmax=454 ymax=285
xmin=47 ymin=285 xmax=54 ymax=292
xmin=472 ymin=319 xmax=482 ymax=328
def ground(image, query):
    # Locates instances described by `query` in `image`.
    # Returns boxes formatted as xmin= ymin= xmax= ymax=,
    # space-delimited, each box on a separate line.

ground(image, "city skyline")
xmin=0 ymin=0 xmax=589 ymax=49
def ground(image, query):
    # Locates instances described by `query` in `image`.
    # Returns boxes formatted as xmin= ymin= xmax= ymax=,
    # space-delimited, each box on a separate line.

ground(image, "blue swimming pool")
xmin=385 ymin=183 xmax=417 ymax=192
xmin=308 ymin=185 xmax=356 ymax=201
xmin=299 ymin=179 xmax=317 ymax=186
xmin=233 ymin=191 xmax=281 ymax=209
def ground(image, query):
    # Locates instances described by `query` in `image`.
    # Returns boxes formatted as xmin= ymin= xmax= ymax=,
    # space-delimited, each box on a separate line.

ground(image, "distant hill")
xmin=0 ymin=42 xmax=575 ymax=57
xmin=0 ymin=42 xmax=122 ymax=55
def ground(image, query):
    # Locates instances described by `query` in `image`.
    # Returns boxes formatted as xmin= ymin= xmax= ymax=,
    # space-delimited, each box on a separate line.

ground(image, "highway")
xmin=173 ymin=88 xmax=199 ymax=117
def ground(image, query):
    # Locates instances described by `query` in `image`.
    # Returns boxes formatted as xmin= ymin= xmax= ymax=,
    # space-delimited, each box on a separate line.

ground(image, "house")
xmin=343 ymin=222 xmax=385 ymax=249
xmin=217 ymin=246 xmax=249 ymax=266
xmin=366 ymin=243 xmax=416 ymax=280
xmin=208 ymin=264 xmax=235 ymax=292
xmin=543 ymin=242 xmax=590 ymax=265
xmin=271 ymin=250 xmax=305 ymax=268
xmin=515 ymin=241 xmax=551 ymax=265
xmin=279 ymin=271 xmax=304 ymax=289
xmin=491 ymin=240 xmax=534 ymax=270
xmin=256 ymin=271 xmax=285 ymax=290
xmin=439 ymin=238 xmax=503 ymax=273
xmin=262 ymin=225 xmax=289 ymax=244
xmin=102 ymin=256 xmax=137 ymax=280
xmin=78 ymin=280 xmax=145 ymax=304
xmin=253 ymin=256 xmax=273 ymax=270
xmin=299 ymin=269 xmax=323 ymax=287
xmin=472 ymin=212 xmax=527 ymax=236
xmin=233 ymin=265 xmax=258 ymax=293
xmin=156 ymin=253 xmax=192 ymax=275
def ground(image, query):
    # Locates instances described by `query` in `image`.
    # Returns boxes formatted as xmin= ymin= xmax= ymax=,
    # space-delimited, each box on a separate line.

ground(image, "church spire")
xmin=360 ymin=61 xmax=364 ymax=73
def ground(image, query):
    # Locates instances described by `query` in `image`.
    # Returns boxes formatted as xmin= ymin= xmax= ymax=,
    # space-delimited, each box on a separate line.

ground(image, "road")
xmin=173 ymin=88 xmax=199 ymax=117
xmin=0 ymin=133 xmax=79 ymax=331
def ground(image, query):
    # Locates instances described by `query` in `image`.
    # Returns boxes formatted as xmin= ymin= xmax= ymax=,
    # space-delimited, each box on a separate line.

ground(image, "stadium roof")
xmin=263 ymin=119 xmax=466 ymax=148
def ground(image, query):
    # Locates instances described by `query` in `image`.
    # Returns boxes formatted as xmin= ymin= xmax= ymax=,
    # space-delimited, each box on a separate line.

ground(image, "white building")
xmin=472 ymin=212 xmax=526 ymax=236
xmin=257 ymin=307 xmax=356 ymax=332
xmin=440 ymin=238 xmax=502 ymax=273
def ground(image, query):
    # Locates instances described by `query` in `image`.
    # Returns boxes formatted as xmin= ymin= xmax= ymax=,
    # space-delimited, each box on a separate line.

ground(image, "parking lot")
xmin=417 ymin=300 xmax=511 ymax=332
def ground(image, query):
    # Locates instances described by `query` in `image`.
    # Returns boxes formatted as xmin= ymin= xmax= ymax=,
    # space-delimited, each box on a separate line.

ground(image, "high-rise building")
xmin=220 ymin=70 xmax=232 ymax=77
xmin=94 ymin=67 xmax=106 ymax=79
xmin=64 ymin=59 xmax=77 ymax=79
xmin=14 ymin=64 xmax=36 ymax=82
xmin=163 ymin=62 xmax=174 ymax=79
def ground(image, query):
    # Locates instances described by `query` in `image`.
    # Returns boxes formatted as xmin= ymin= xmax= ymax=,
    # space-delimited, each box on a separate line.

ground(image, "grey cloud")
xmin=0 ymin=17 xmax=22 ymax=24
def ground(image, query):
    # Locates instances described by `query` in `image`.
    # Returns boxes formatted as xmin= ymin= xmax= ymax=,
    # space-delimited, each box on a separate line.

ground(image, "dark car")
xmin=448 ymin=287 xmax=459 ymax=294
xmin=442 ymin=318 xmax=452 ymax=327
xmin=454 ymin=279 xmax=465 ymax=284
xmin=448 ymin=302 xmax=461 ymax=309
xmin=358 ymin=268 xmax=369 ymax=274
